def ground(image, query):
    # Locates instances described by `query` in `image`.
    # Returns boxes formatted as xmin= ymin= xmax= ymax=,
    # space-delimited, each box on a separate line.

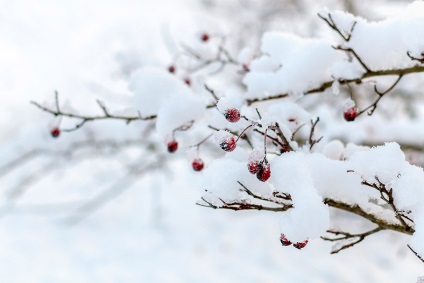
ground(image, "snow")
xmin=271 ymin=152 xmax=330 ymax=241
xmin=244 ymin=32 xmax=345 ymax=98
xmin=1 ymin=0 xmax=424 ymax=281
xmin=348 ymin=142 xmax=408 ymax=184
xmin=321 ymin=139 xmax=345 ymax=160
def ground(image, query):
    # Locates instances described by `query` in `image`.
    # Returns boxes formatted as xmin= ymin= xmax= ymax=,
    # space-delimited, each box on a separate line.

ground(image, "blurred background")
xmin=0 ymin=0 xmax=422 ymax=282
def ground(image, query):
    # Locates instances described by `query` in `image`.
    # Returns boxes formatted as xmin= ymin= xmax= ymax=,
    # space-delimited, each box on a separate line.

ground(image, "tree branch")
xmin=321 ymin=227 xmax=382 ymax=254
xmin=324 ymin=198 xmax=414 ymax=235
xmin=31 ymin=94 xmax=156 ymax=132
xmin=246 ymin=65 xmax=424 ymax=105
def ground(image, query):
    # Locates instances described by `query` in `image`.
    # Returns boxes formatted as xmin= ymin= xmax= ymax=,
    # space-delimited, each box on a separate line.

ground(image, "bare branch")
xmin=358 ymin=74 xmax=403 ymax=116
xmin=237 ymin=181 xmax=291 ymax=203
xmin=31 ymin=94 xmax=156 ymax=132
xmin=407 ymin=244 xmax=424 ymax=263
xmin=309 ymin=117 xmax=323 ymax=151
xmin=317 ymin=13 xmax=357 ymax=42
xmin=407 ymin=51 xmax=424 ymax=64
xmin=321 ymin=227 xmax=382 ymax=254
xmin=333 ymin=45 xmax=371 ymax=72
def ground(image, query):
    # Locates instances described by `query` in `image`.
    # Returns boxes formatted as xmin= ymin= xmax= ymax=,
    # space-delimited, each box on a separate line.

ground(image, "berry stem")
xmin=191 ymin=133 xmax=214 ymax=149
xmin=264 ymin=127 xmax=268 ymax=156
xmin=236 ymin=125 xmax=253 ymax=142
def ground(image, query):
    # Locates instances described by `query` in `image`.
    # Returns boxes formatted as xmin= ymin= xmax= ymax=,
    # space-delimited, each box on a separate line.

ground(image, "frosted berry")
xmin=220 ymin=136 xmax=237 ymax=152
xmin=184 ymin=77 xmax=191 ymax=86
xmin=167 ymin=140 xmax=178 ymax=153
xmin=201 ymin=33 xmax=209 ymax=42
xmin=192 ymin=159 xmax=204 ymax=171
xmin=242 ymin=63 xmax=250 ymax=72
xmin=248 ymin=161 xmax=261 ymax=174
xmin=224 ymin=108 xmax=241 ymax=123
xmin=256 ymin=162 xmax=271 ymax=182
xmin=280 ymin=234 xmax=292 ymax=246
xmin=168 ymin=65 xmax=176 ymax=73
xmin=293 ymin=239 xmax=309 ymax=250
xmin=344 ymin=107 xmax=358 ymax=122
xmin=51 ymin=128 xmax=60 ymax=138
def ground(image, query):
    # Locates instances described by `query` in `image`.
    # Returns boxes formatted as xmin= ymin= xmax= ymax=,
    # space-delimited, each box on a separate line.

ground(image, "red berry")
xmin=248 ymin=161 xmax=261 ymax=174
xmin=192 ymin=159 xmax=204 ymax=171
xmin=224 ymin=108 xmax=241 ymax=123
xmin=184 ymin=77 xmax=191 ymax=86
xmin=280 ymin=234 xmax=292 ymax=246
xmin=167 ymin=140 xmax=178 ymax=153
xmin=51 ymin=128 xmax=60 ymax=138
xmin=201 ymin=33 xmax=209 ymax=42
xmin=344 ymin=107 xmax=358 ymax=122
xmin=293 ymin=239 xmax=308 ymax=250
xmin=256 ymin=162 xmax=271 ymax=182
xmin=168 ymin=65 xmax=176 ymax=73
xmin=220 ymin=136 xmax=236 ymax=152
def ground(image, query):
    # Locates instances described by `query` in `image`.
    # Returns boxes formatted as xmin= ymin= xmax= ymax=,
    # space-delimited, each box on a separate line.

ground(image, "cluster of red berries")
xmin=248 ymin=158 xmax=271 ymax=182
xmin=280 ymin=234 xmax=308 ymax=250
xmin=343 ymin=107 xmax=358 ymax=122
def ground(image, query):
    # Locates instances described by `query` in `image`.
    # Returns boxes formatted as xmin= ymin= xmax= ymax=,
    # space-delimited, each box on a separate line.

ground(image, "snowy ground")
xmin=0 ymin=0 xmax=422 ymax=282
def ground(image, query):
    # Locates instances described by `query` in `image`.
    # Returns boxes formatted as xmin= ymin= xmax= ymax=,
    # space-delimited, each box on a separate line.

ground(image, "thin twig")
xmin=31 ymin=96 xmax=156 ymax=132
xmin=407 ymin=244 xmax=424 ymax=263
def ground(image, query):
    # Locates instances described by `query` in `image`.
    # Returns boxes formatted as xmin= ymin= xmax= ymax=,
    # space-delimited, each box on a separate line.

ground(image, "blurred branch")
xmin=0 ymin=139 xmax=150 ymax=177
xmin=0 ymin=138 xmax=157 ymax=217
xmin=63 ymin=155 xmax=166 ymax=226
